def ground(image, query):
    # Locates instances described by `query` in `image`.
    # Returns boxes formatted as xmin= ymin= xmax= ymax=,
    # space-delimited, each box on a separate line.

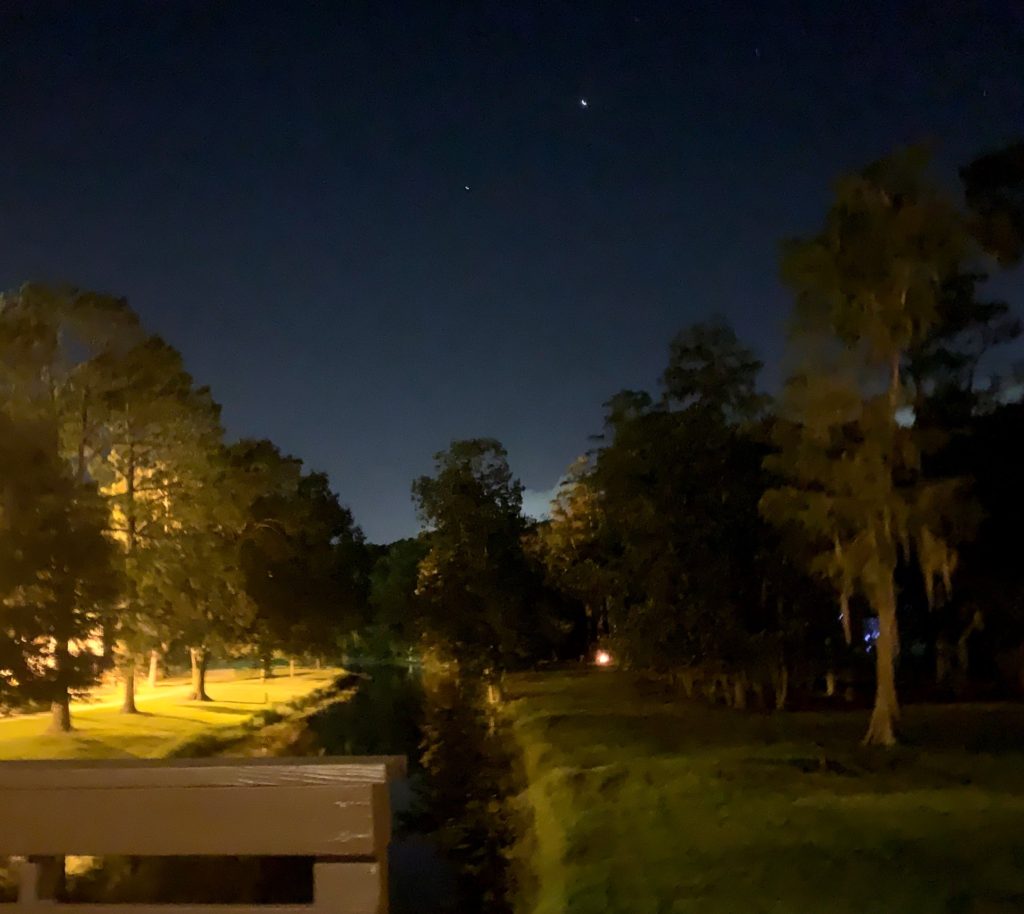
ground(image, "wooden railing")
xmin=0 ymin=755 xmax=406 ymax=914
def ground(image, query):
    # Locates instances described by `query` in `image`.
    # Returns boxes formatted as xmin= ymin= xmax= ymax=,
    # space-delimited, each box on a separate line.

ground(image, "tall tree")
xmin=765 ymin=148 xmax=974 ymax=745
xmin=0 ymin=284 xmax=139 ymax=724
xmin=0 ymin=414 xmax=121 ymax=731
xmin=231 ymin=440 xmax=367 ymax=674
xmin=577 ymin=321 xmax=770 ymax=681
xmin=161 ymin=443 xmax=249 ymax=702
xmin=89 ymin=337 xmax=226 ymax=711
xmin=412 ymin=439 xmax=541 ymax=668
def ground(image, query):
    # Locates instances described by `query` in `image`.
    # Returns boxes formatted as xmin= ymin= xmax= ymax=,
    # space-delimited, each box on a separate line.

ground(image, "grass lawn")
xmin=505 ymin=669 xmax=1024 ymax=914
xmin=0 ymin=668 xmax=342 ymax=760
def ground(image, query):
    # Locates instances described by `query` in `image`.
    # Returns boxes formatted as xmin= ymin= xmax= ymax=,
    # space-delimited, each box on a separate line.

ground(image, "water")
xmin=306 ymin=663 xmax=518 ymax=913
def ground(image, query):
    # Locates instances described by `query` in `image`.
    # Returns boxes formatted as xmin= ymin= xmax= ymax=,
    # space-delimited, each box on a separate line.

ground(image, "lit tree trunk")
xmin=189 ymin=647 xmax=211 ymax=701
xmin=863 ymin=349 xmax=905 ymax=747
xmin=48 ymin=642 xmax=73 ymax=733
xmin=121 ymin=656 xmax=138 ymax=713
xmin=773 ymin=664 xmax=789 ymax=711
xmin=147 ymin=650 xmax=159 ymax=689
xmin=732 ymin=673 xmax=747 ymax=710
xmin=76 ymin=390 xmax=90 ymax=482
xmin=289 ymin=658 xmax=295 ymax=679
xmin=680 ymin=667 xmax=696 ymax=699
xmin=864 ymin=580 xmax=900 ymax=746
xmin=261 ymin=653 xmax=274 ymax=680
xmin=121 ymin=445 xmax=140 ymax=715
xmin=49 ymin=695 xmax=72 ymax=733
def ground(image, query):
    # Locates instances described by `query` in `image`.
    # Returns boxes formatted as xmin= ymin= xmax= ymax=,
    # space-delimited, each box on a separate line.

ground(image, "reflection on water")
xmin=309 ymin=663 xmax=518 ymax=913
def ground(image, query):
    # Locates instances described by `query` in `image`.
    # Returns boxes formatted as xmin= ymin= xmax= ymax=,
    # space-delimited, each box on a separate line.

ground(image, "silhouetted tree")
xmin=413 ymin=439 xmax=543 ymax=668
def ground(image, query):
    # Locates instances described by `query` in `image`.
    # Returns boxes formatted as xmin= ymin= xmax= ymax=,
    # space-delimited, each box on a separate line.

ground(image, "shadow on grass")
xmin=65 ymin=736 xmax=140 ymax=759
xmin=177 ymin=706 xmax=257 ymax=718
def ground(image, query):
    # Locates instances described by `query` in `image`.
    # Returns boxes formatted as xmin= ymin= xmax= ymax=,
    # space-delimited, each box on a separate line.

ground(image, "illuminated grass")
xmin=506 ymin=670 xmax=1024 ymax=914
xmin=0 ymin=669 xmax=343 ymax=760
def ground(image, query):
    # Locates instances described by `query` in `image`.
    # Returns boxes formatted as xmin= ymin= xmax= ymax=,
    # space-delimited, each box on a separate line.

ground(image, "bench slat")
xmin=0 ymin=782 xmax=389 ymax=856
xmin=0 ymin=905 xmax=316 ymax=913
xmin=0 ymin=756 xmax=406 ymax=789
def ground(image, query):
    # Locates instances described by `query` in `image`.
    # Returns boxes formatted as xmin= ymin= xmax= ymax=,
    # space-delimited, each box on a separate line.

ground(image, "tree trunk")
xmin=825 ymin=670 xmax=836 ymax=697
xmin=773 ymin=664 xmax=789 ymax=711
xmin=121 ymin=657 xmax=138 ymax=714
xmin=733 ymin=673 xmax=747 ymax=711
xmin=147 ymin=650 xmax=159 ymax=689
xmin=864 ymin=583 xmax=900 ymax=746
xmin=261 ymin=654 xmax=274 ymax=680
xmin=189 ymin=647 xmax=211 ymax=701
xmin=49 ymin=695 xmax=72 ymax=733
xmin=289 ymin=658 xmax=295 ymax=679
xmin=722 ymin=675 xmax=735 ymax=708
xmin=76 ymin=390 xmax=90 ymax=482
xmin=680 ymin=667 xmax=696 ymax=699
xmin=48 ymin=642 xmax=73 ymax=733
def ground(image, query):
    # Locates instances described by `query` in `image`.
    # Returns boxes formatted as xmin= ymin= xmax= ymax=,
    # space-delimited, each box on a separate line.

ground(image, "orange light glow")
xmin=595 ymin=649 xmax=612 ymax=667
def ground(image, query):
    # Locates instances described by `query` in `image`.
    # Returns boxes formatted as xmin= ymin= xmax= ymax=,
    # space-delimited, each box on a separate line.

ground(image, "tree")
xmin=369 ymin=538 xmax=428 ymax=648
xmin=575 ymin=321 xmax=772 ymax=690
xmin=412 ymin=439 xmax=541 ymax=668
xmin=527 ymin=458 xmax=612 ymax=652
xmin=88 ymin=337 xmax=226 ymax=711
xmin=662 ymin=318 xmax=766 ymax=420
xmin=0 ymin=284 xmax=142 ymax=476
xmin=905 ymin=271 xmax=1020 ymax=428
xmin=764 ymin=148 xmax=975 ymax=745
xmin=0 ymin=414 xmax=121 ymax=731
xmin=231 ymin=440 xmax=367 ymax=675
xmin=164 ymin=444 xmax=251 ymax=702
xmin=960 ymin=141 xmax=1024 ymax=267
xmin=0 ymin=284 xmax=139 ymax=726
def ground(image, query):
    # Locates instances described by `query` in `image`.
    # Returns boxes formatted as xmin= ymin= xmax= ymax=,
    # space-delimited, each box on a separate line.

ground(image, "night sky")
xmin=2 ymin=2 xmax=1022 ymax=542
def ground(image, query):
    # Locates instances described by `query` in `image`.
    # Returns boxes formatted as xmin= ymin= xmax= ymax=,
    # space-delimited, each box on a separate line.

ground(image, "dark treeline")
xmin=0 ymin=286 xmax=369 ymax=730
xmin=374 ymin=142 xmax=1024 ymax=746
xmin=2 ymin=142 xmax=1022 ymax=747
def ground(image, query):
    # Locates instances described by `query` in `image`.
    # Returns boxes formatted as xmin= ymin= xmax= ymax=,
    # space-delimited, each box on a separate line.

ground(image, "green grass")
xmin=505 ymin=669 xmax=1024 ymax=914
xmin=0 ymin=669 xmax=342 ymax=760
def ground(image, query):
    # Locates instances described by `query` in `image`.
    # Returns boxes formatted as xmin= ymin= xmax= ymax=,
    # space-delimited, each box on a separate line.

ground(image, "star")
xmin=464 ymin=185 xmax=470 ymax=191
xmin=579 ymin=98 xmax=588 ymax=108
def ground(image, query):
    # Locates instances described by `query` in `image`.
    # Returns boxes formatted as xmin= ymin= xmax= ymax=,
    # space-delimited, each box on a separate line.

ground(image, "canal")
xmin=310 ymin=662 xmax=519 ymax=913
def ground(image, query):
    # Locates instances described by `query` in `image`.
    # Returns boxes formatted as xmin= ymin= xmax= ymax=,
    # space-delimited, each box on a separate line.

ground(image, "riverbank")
xmin=505 ymin=668 xmax=1024 ymax=914
xmin=0 ymin=668 xmax=345 ymax=760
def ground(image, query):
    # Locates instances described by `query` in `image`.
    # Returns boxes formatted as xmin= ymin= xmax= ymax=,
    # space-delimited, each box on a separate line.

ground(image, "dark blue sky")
xmin=2 ymin=1 xmax=1022 ymax=541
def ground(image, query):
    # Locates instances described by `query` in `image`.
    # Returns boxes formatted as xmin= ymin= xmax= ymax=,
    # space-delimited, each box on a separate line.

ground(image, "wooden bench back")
xmin=0 ymin=756 xmax=406 ymax=913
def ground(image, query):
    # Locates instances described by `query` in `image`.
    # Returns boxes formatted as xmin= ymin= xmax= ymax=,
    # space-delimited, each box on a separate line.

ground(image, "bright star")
xmin=579 ymin=98 xmax=588 ymax=108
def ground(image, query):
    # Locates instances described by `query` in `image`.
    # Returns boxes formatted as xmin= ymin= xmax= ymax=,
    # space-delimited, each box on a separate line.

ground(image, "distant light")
xmin=579 ymin=98 xmax=588 ymax=108
xmin=595 ymin=649 xmax=612 ymax=666
xmin=895 ymin=406 xmax=915 ymax=427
